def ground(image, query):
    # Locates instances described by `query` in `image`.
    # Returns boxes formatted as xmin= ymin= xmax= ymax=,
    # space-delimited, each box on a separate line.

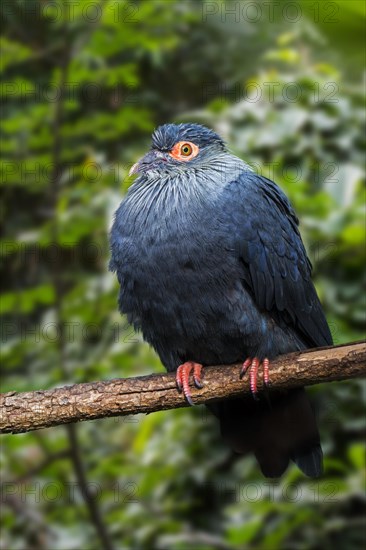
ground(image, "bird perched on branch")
xmin=110 ymin=123 xmax=332 ymax=478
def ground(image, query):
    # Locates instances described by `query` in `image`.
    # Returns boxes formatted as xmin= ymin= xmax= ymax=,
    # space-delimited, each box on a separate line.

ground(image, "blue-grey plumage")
xmin=110 ymin=123 xmax=332 ymax=478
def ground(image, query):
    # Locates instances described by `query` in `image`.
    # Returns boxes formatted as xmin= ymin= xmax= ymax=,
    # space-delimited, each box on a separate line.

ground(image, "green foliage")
xmin=1 ymin=2 xmax=364 ymax=549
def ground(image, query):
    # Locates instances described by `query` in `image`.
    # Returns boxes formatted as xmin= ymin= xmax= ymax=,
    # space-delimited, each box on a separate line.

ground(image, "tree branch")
xmin=1 ymin=341 xmax=365 ymax=435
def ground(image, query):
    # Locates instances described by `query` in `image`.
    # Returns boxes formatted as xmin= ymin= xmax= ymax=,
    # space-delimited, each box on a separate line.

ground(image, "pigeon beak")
xmin=129 ymin=151 xmax=166 ymax=176
xmin=129 ymin=162 xmax=139 ymax=176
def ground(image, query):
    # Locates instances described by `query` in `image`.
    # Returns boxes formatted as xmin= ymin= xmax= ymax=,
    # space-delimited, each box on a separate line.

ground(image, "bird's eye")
xmin=169 ymin=141 xmax=199 ymax=161
xmin=180 ymin=143 xmax=192 ymax=156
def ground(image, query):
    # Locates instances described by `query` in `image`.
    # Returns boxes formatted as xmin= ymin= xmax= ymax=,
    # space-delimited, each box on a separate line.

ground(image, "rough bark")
xmin=1 ymin=341 xmax=365 ymax=435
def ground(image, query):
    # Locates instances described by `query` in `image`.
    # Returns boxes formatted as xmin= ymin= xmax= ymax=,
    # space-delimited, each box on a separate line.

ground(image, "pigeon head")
xmin=129 ymin=123 xmax=228 ymax=177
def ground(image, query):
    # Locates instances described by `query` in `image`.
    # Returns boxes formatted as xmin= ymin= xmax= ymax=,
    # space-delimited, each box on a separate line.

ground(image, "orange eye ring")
xmin=169 ymin=141 xmax=199 ymax=161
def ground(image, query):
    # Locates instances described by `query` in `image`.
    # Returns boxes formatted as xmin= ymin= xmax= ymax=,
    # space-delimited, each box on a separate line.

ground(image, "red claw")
xmin=176 ymin=361 xmax=203 ymax=406
xmin=263 ymin=358 xmax=270 ymax=386
xmin=240 ymin=357 xmax=271 ymax=400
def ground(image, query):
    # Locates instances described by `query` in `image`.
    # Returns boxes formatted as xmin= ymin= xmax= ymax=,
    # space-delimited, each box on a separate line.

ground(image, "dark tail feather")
xmin=291 ymin=444 xmax=323 ymax=478
xmin=208 ymin=388 xmax=322 ymax=478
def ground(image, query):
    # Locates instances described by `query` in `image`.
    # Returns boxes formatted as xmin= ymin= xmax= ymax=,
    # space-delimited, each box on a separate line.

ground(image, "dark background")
xmin=1 ymin=1 xmax=365 ymax=549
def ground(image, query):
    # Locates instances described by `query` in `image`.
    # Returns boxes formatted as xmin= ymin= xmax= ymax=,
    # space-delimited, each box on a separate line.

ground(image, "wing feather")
xmin=225 ymin=172 xmax=332 ymax=348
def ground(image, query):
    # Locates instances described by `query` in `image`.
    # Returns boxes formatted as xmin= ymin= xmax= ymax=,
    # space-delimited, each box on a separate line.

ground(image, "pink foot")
xmin=240 ymin=357 xmax=271 ymax=399
xmin=176 ymin=361 xmax=203 ymax=406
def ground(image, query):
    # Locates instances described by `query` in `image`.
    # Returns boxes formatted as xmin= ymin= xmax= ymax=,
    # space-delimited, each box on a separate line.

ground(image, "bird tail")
xmin=208 ymin=388 xmax=323 ymax=478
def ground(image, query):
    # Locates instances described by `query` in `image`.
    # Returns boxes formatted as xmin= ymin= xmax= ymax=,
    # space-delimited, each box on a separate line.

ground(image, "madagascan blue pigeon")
xmin=109 ymin=123 xmax=332 ymax=478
